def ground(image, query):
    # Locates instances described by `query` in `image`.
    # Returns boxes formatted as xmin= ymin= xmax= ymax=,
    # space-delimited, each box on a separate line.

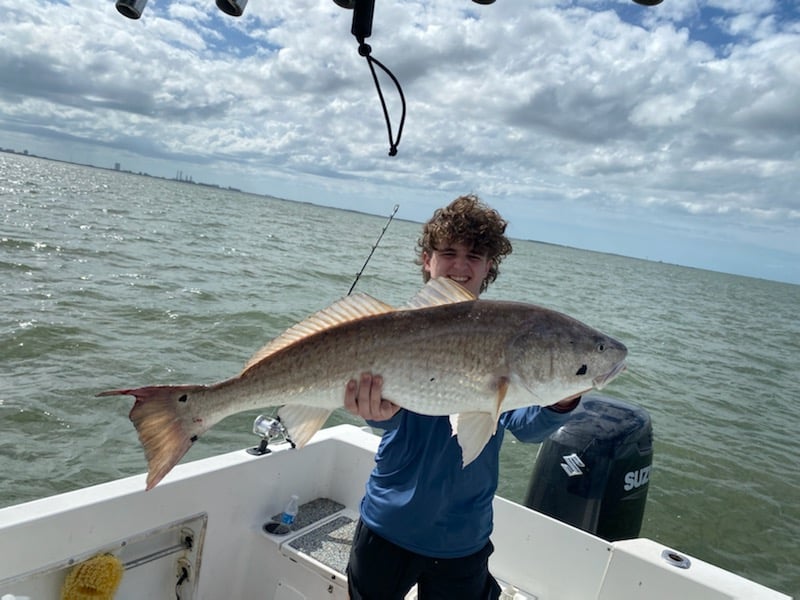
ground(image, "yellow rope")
xmin=61 ymin=554 xmax=124 ymax=600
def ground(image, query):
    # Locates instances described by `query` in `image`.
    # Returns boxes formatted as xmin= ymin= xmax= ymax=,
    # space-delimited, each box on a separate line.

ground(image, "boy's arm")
xmin=502 ymin=397 xmax=582 ymax=443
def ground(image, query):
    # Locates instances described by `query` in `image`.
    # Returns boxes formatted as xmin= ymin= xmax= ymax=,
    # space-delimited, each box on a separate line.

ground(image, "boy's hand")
xmin=344 ymin=372 xmax=400 ymax=421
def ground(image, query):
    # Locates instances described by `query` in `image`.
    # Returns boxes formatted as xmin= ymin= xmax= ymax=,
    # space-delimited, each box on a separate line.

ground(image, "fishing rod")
xmin=348 ymin=203 xmax=400 ymax=295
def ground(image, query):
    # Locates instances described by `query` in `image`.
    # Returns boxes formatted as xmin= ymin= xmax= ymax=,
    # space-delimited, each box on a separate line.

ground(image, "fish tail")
xmin=98 ymin=384 xmax=207 ymax=490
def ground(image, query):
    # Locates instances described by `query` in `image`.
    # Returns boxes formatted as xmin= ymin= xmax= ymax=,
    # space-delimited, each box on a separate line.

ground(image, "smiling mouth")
xmin=593 ymin=361 xmax=627 ymax=389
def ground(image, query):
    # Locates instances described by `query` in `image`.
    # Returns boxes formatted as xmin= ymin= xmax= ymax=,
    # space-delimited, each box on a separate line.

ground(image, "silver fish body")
xmin=101 ymin=278 xmax=627 ymax=489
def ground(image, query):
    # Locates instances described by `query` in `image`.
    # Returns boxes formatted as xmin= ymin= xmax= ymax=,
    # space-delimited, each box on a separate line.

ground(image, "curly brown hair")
xmin=416 ymin=194 xmax=513 ymax=293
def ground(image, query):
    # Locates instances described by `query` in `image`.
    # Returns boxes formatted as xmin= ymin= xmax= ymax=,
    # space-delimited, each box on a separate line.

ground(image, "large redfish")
xmin=100 ymin=278 xmax=627 ymax=489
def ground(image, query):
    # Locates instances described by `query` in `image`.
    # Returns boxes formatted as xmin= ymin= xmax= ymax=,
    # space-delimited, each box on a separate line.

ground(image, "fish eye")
xmin=596 ymin=342 xmax=606 ymax=352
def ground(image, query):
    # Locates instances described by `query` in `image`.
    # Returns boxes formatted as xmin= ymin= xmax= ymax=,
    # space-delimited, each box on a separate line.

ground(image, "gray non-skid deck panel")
xmin=287 ymin=516 xmax=357 ymax=575
xmin=268 ymin=497 xmax=354 ymax=575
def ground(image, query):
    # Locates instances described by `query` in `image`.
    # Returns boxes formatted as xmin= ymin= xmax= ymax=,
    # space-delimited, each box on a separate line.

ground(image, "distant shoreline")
xmin=3 ymin=148 xmax=794 ymax=288
xmin=0 ymin=147 xmax=243 ymax=193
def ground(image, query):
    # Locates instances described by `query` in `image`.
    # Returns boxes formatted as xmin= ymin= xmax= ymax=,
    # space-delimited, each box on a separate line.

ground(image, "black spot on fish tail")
xmin=576 ymin=364 xmax=588 ymax=376
xmin=110 ymin=384 xmax=207 ymax=489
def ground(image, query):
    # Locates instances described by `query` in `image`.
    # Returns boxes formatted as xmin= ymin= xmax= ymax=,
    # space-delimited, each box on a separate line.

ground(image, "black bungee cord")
xmin=357 ymin=38 xmax=406 ymax=156
xmin=350 ymin=0 xmax=406 ymax=156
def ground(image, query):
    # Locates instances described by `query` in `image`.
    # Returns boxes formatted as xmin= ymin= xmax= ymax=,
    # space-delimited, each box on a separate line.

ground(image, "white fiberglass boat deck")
xmin=0 ymin=425 xmax=791 ymax=600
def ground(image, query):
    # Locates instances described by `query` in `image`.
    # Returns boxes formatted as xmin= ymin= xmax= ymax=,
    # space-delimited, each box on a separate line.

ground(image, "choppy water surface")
xmin=2 ymin=153 xmax=798 ymax=596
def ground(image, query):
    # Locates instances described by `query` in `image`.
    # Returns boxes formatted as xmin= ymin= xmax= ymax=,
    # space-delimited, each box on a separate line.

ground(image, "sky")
xmin=1 ymin=1 xmax=798 ymax=284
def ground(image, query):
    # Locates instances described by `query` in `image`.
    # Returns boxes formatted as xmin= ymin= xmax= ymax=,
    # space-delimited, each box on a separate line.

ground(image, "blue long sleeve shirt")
xmin=359 ymin=406 xmax=571 ymax=558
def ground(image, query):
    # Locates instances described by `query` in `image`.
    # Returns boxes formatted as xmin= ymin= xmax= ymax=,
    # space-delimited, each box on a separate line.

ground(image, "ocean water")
xmin=1 ymin=153 xmax=798 ymax=597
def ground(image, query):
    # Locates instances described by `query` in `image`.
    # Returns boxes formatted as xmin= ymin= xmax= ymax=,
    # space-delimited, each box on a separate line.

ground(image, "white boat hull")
xmin=0 ymin=425 xmax=791 ymax=600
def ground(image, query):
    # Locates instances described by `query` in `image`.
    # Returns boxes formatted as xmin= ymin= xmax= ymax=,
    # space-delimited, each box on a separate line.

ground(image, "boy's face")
xmin=423 ymin=241 xmax=492 ymax=297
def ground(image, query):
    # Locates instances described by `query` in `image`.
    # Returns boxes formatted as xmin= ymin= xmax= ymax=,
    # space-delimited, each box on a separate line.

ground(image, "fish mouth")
xmin=593 ymin=361 xmax=627 ymax=389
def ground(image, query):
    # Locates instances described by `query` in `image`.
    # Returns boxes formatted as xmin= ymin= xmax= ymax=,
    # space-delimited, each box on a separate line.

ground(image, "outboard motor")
xmin=524 ymin=395 xmax=652 ymax=541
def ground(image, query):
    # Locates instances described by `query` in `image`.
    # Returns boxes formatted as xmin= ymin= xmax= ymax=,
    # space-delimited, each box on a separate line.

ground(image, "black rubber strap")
xmin=358 ymin=39 xmax=406 ymax=156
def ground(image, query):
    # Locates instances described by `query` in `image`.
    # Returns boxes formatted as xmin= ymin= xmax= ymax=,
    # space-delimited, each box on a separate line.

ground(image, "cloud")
xmin=0 ymin=0 xmax=798 ymax=282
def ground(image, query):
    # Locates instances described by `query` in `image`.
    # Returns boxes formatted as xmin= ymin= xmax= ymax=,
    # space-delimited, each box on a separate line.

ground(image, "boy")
xmin=344 ymin=195 xmax=580 ymax=600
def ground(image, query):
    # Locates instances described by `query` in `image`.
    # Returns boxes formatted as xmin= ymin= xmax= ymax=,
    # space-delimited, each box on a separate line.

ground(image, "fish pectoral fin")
xmin=277 ymin=405 xmax=333 ymax=448
xmin=449 ymin=412 xmax=498 ymax=467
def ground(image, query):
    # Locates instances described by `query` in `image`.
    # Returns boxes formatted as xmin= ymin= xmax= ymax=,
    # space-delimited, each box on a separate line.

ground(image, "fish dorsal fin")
xmin=405 ymin=277 xmax=477 ymax=309
xmin=241 ymin=293 xmax=395 ymax=373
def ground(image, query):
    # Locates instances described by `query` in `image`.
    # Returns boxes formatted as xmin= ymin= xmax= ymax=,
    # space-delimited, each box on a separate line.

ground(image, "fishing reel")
xmin=247 ymin=414 xmax=292 ymax=456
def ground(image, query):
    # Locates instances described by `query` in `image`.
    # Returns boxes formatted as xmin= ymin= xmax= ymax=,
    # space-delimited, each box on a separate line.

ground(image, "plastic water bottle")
xmin=281 ymin=494 xmax=299 ymax=526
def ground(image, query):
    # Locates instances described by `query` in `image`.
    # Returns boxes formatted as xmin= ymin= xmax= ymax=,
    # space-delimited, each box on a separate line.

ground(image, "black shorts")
xmin=346 ymin=519 xmax=502 ymax=600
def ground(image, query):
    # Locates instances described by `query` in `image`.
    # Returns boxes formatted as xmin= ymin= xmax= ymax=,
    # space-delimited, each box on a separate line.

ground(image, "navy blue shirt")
xmin=360 ymin=407 xmax=571 ymax=558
